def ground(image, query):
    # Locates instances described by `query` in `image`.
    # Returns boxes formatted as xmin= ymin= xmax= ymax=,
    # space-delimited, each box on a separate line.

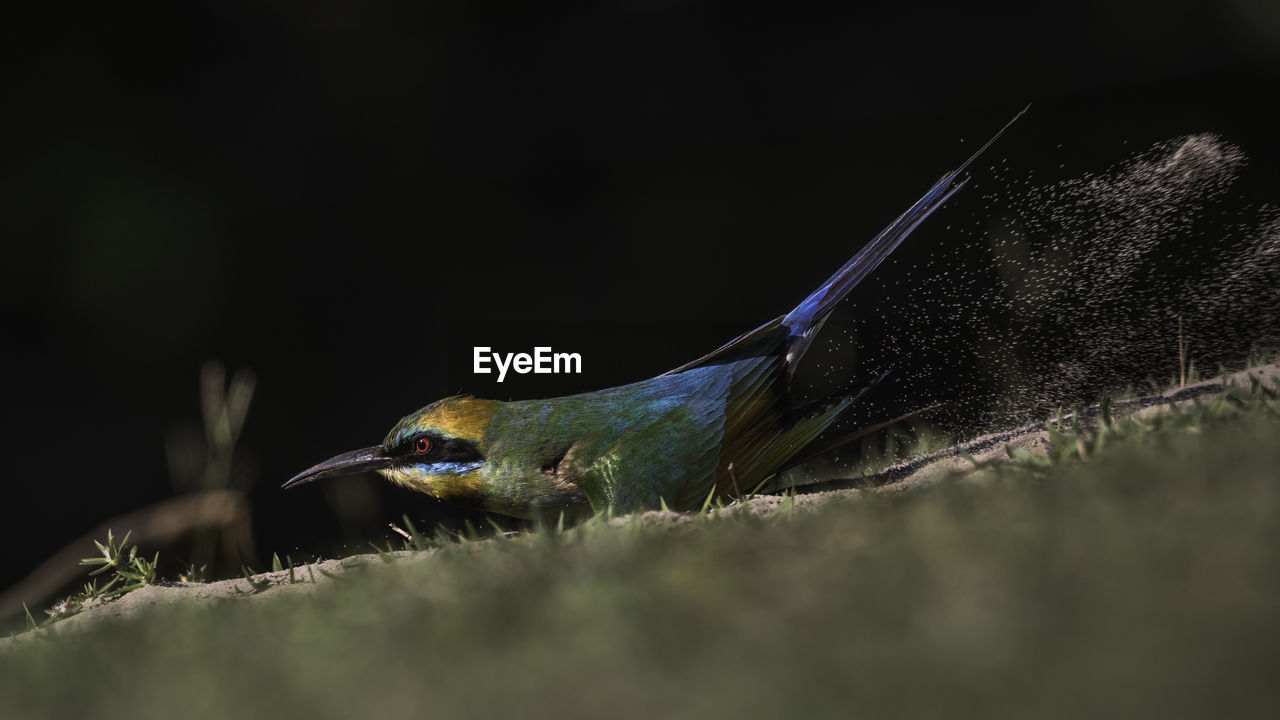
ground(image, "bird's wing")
xmin=571 ymin=365 xmax=733 ymax=513
xmin=661 ymin=317 xmax=789 ymax=377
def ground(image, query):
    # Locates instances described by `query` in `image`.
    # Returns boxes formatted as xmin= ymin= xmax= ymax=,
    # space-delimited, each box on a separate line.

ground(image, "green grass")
xmin=3 ymin=388 xmax=1279 ymax=718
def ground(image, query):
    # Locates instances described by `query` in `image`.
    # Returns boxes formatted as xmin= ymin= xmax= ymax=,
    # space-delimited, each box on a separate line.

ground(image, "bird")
xmin=284 ymin=109 xmax=1025 ymax=521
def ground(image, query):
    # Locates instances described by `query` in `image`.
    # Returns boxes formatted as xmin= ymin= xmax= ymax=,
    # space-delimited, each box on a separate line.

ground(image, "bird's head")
xmin=283 ymin=395 xmax=498 ymax=502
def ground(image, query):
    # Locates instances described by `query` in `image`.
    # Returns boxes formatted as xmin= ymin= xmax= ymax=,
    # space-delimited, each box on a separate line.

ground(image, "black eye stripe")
xmin=401 ymin=434 xmax=483 ymax=463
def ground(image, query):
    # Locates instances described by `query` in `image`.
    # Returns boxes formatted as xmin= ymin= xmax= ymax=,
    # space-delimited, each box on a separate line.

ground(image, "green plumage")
xmin=284 ymin=110 xmax=1022 ymax=520
xmin=478 ymin=356 xmax=780 ymax=517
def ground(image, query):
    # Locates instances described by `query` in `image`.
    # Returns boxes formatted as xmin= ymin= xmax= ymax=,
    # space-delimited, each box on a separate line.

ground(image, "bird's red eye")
xmin=414 ymin=437 xmax=431 ymax=454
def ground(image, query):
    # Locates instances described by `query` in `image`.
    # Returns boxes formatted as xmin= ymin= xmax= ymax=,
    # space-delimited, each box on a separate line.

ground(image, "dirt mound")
xmin=6 ymin=361 xmax=1276 ymax=650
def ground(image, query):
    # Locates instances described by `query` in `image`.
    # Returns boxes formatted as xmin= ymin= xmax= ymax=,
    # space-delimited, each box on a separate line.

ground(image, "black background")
xmin=3 ymin=1 xmax=1279 ymax=600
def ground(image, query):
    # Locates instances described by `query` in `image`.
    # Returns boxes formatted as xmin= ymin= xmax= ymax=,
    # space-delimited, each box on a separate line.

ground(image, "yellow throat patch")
xmin=377 ymin=464 xmax=484 ymax=500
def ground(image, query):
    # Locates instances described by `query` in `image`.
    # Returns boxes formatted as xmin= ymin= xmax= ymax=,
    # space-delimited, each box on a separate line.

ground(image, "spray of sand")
xmin=808 ymin=134 xmax=1280 ymax=463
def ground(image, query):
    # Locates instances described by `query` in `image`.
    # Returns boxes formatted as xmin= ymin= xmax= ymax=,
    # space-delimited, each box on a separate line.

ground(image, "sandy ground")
xmin=5 ymin=362 xmax=1277 ymax=650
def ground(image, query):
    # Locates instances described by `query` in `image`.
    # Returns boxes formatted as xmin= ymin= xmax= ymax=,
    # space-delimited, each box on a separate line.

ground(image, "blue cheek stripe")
xmin=408 ymin=461 xmax=485 ymax=475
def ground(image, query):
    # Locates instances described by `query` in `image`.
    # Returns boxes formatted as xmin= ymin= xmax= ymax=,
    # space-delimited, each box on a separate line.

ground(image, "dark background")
xmin=3 ymin=0 xmax=1280 ymax=605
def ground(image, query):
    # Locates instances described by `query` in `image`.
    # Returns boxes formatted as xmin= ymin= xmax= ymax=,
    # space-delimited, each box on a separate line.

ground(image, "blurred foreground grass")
xmin=3 ymin=399 xmax=1279 ymax=718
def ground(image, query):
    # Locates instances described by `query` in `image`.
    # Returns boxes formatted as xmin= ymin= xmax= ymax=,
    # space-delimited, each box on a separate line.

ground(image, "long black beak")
xmin=282 ymin=446 xmax=396 ymax=489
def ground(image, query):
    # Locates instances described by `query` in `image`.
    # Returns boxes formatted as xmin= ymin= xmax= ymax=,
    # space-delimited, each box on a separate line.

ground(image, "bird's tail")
xmin=661 ymin=106 xmax=1027 ymax=383
xmin=779 ymin=106 xmax=1028 ymax=375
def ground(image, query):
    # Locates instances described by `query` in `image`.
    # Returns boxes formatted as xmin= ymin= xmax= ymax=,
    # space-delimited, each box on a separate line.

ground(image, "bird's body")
xmin=374 ymin=355 xmax=844 ymax=520
xmin=286 ymin=110 xmax=1024 ymax=520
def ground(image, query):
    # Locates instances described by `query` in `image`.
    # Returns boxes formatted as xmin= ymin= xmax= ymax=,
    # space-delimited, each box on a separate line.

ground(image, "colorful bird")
xmin=284 ymin=110 xmax=1025 ymax=521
